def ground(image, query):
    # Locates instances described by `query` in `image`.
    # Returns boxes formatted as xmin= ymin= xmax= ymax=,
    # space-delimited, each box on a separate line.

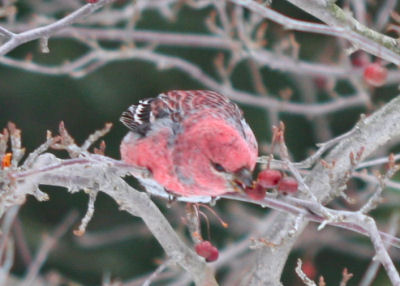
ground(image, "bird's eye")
xmin=213 ymin=163 xmax=225 ymax=172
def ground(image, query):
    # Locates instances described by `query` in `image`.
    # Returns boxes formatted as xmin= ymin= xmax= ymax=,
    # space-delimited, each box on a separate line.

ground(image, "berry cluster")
xmin=195 ymin=241 xmax=219 ymax=262
xmin=245 ymin=169 xmax=298 ymax=200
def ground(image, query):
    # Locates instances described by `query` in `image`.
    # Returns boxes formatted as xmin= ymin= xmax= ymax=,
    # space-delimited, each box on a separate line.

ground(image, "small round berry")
xmin=302 ymin=260 xmax=317 ymax=280
xmin=205 ymin=246 xmax=219 ymax=262
xmin=195 ymin=241 xmax=219 ymax=262
xmin=86 ymin=0 xmax=98 ymax=3
xmin=278 ymin=176 xmax=298 ymax=194
xmin=195 ymin=241 xmax=212 ymax=258
xmin=245 ymin=184 xmax=266 ymax=200
xmin=257 ymin=169 xmax=282 ymax=188
xmin=363 ymin=63 xmax=388 ymax=87
xmin=1 ymin=153 xmax=12 ymax=169
xmin=313 ymin=76 xmax=327 ymax=90
xmin=351 ymin=51 xmax=369 ymax=68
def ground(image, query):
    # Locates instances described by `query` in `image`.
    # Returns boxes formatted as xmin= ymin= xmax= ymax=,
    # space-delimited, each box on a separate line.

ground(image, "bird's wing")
xmin=120 ymin=98 xmax=154 ymax=136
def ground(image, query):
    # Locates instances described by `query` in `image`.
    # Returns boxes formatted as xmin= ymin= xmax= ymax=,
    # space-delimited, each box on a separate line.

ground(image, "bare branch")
xmin=0 ymin=0 xmax=116 ymax=56
xmin=22 ymin=211 xmax=78 ymax=286
xmin=283 ymin=0 xmax=400 ymax=64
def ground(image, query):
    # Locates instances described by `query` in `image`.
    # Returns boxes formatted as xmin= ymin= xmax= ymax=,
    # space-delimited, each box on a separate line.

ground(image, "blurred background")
xmin=1 ymin=0 xmax=400 ymax=285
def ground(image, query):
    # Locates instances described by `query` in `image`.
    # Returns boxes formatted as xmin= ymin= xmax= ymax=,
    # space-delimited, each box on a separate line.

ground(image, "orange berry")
xmin=1 ymin=153 xmax=12 ymax=168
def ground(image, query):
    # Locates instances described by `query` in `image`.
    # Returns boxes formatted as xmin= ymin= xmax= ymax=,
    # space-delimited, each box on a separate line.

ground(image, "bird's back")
xmin=120 ymin=90 xmax=245 ymax=137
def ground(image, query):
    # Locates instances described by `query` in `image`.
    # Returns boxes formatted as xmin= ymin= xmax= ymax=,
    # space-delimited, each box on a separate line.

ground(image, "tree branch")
xmin=0 ymin=0 xmax=116 ymax=56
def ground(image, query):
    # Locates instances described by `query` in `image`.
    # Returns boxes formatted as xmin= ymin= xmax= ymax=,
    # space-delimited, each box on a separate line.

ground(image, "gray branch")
xmin=0 ymin=0 xmax=116 ymax=56
xmin=240 ymin=95 xmax=400 ymax=285
xmin=9 ymin=155 xmax=217 ymax=286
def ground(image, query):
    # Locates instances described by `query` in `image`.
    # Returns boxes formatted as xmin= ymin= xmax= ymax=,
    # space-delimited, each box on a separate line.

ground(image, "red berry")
xmin=278 ymin=177 xmax=298 ymax=194
xmin=195 ymin=241 xmax=212 ymax=257
xmin=313 ymin=76 xmax=327 ymax=90
xmin=86 ymin=0 xmax=98 ymax=3
xmin=351 ymin=51 xmax=369 ymax=68
xmin=302 ymin=260 xmax=317 ymax=280
xmin=245 ymin=184 xmax=266 ymax=200
xmin=205 ymin=246 xmax=219 ymax=262
xmin=363 ymin=63 xmax=388 ymax=87
xmin=195 ymin=241 xmax=219 ymax=262
xmin=257 ymin=169 xmax=282 ymax=188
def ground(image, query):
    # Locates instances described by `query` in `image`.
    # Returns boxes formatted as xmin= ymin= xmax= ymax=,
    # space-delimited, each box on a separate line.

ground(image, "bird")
xmin=120 ymin=90 xmax=258 ymax=202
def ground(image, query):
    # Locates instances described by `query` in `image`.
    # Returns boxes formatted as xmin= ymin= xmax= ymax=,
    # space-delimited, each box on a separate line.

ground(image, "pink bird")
xmin=120 ymin=90 xmax=258 ymax=202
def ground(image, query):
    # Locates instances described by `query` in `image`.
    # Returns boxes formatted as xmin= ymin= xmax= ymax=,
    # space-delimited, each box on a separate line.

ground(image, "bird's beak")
xmin=232 ymin=167 xmax=253 ymax=192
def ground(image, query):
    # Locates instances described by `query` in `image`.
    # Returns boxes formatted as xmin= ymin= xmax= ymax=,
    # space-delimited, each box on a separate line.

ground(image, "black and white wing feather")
xmin=120 ymin=98 xmax=154 ymax=136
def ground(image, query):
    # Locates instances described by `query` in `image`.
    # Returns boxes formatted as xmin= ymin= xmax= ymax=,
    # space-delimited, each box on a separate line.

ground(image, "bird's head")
xmin=173 ymin=116 xmax=258 ymax=196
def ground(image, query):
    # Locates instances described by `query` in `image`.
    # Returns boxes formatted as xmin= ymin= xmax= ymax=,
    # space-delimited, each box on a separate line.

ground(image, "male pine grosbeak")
xmin=120 ymin=90 xmax=258 ymax=202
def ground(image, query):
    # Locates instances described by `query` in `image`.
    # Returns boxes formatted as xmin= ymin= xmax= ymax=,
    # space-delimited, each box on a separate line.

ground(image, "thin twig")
xmin=0 ymin=0 xmax=116 ymax=56
xmin=22 ymin=211 xmax=79 ymax=286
